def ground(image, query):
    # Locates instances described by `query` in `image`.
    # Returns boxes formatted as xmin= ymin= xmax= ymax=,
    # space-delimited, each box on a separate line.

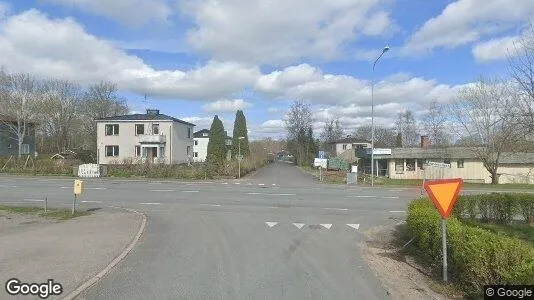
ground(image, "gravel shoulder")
xmin=360 ymin=221 xmax=450 ymax=300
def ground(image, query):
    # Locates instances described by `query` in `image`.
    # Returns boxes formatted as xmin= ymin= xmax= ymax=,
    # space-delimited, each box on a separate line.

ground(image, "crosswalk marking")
xmin=265 ymin=222 xmax=278 ymax=228
xmin=346 ymin=224 xmax=360 ymax=230
xmin=320 ymin=224 xmax=332 ymax=229
xmin=293 ymin=223 xmax=305 ymax=229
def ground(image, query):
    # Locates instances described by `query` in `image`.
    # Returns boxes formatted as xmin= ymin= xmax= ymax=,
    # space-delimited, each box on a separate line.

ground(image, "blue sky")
xmin=0 ymin=0 xmax=532 ymax=139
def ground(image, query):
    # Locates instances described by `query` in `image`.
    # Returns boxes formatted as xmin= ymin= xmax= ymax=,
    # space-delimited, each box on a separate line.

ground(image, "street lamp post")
xmin=371 ymin=45 xmax=390 ymax=187
xmin=238 ymin=136 xmax=244 ymax=178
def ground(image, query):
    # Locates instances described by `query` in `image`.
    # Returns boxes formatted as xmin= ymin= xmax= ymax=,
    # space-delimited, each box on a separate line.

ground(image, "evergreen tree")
xmin=231 ymin=110 xmax=250 ymax=157
xmin=206 ymin=115 xmax=227 ymax=166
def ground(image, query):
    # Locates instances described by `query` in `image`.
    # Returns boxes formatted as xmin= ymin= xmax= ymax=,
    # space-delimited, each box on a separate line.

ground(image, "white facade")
xmin=96 ymin=119 xmax=194 ymax=165
xmin=193 ymin=135 xmax=209 ymax=162
xmin=334 ymin=142 xmax=371 ymax=156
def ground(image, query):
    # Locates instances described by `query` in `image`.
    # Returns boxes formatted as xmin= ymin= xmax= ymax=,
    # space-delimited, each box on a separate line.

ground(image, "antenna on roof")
xmin=143 ymin=93 xmax=150 ymax=110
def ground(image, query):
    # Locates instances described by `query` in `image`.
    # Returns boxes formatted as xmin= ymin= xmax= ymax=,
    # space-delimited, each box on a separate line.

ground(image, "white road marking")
xmin=24 ymin=199 xmax=44 ymax=202
xmin=221 ymin=182 xmax=229 ymax=185
xmin=383 ymin=196 xmax=399 ymax=199
xmin=389 ymin=210 xmax=406 ymax=213
xmin=272 ymin=184 xmax=277 ymax=186
xmin=347 ymin=224 xmax=360 ymax=230
xmin=265 ymin=222 xmax=278 ymax=228
xmin=86 ymin=187 xmax=107 ymax=190
xmin=148 ymin=182 xmax=162 ymax=185
xmin=293 ymin=223 xmax=305 ymax=229
xmin=269 ymin=193 xmax=296 ymax=196
xmin=323 ymin=208 xmax=349 ymax=211
xmin=354 ymin=195 xmax=376 ymax=198
xmin=139 ymin=202 xmax=161 ymax=205
xmin=234 ymin=183 xmax=241 ymax=185
xmin=320 ymin=224 xmax=332 ymax=229
xmin=258 ymin=183 xmax=265 ymax=186
xmin=181 ymin=190 xmax=199 ymax=193
xmin=247 ymin=192 xmax=263 ymax=195
xmin=269 ymin=206 xmax=279 ymax=209
xmin=82 ymin=201 xmax=103 ymax=203
xmin=150 ymin=189 xmax=175 ymax=192
xmin=200 ymin=204 xmax=221 ymax=207
xmin=60 ymin=187 xmax=70 ymax=189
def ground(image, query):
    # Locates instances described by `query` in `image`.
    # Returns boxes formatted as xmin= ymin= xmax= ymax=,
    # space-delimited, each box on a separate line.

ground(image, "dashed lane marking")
xmin=346 ymin=224 xmax=360 ymax=230
xmin=150 ymin=189 xmax=175 ymax=192
xmin=24 ymin=199 xmax=44 ymax=202
xmin=323 ymin=208 xmax=349 ymax=211
xmin=82 ymin=201 xmax=103 ymax=203
xmin=139 ymin=202 xmax=161 ymax=205
xmin=181 ymin=190 xmax=199 ymax=193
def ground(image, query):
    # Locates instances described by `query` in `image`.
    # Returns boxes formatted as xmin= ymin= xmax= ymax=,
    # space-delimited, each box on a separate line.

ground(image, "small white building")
xmin=95 ymin=109 xmax=195 ymax=165
xmin=193 ymin=129 xmax=233 ymax=162
xmin=326 ymin=137 xmax=371 ymax=163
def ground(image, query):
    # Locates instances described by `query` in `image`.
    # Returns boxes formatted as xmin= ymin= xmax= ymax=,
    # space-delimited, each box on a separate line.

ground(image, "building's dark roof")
xmin=388 ymin=147 xmax=534 ymax=164
xmin=194 ymin=129 xmax=232 ymax=140
xmin=329 ymin=137 xmax=370 ymax=144
xmin=95 ymin=113 xmax=195 ymax=126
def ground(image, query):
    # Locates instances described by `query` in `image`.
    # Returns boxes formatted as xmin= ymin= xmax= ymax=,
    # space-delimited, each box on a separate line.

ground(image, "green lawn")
xmin=0 ymin=205 xmax=90 ymax=220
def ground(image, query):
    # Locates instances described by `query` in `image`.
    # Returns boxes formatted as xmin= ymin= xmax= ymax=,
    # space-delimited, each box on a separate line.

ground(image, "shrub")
xmin=453 ymin=193 xmax=532 ymax=224
xmin=408 ymin=199 xmax=534 ymax=295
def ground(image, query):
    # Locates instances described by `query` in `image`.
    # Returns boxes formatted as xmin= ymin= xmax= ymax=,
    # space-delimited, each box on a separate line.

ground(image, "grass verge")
xmin=0 ymin=205 xmax=90 ymax=220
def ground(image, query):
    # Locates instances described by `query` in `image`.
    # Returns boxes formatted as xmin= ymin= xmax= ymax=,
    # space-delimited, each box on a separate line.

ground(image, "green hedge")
xmin=407 ymin=199 xmax=534 ymax=295
xmin=454 ymin=193 xmax=534 ymax=224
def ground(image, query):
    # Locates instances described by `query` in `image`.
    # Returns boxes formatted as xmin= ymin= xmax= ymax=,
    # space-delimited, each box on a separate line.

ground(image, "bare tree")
xmin=0 ymin=72 xmax=41 ymax=158
xmin=320 ymin=118 xmax=344 ymax=143
xmin=422 ymin=100 xmax=450 ymax=147
xmin=40 ymin=79 xmax=83 ymax=153
xmin=80 ymin=81 xmax=128 ymax=149
xmin=285 ymin=100 xmax=316 ymax=165
xmin=395 ymin=110 xmax=419 ymax=147
xmin=508 ymin=24 xmax=534 ymax=136
xmin=450 ymin=77 xmax=523 ymax=184
xmin=353 ymin=124 xmax=397 ymax=148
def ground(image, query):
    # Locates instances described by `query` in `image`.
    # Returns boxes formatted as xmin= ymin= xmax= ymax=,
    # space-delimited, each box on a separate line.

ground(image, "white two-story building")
xmin=95 ymin=109 xmax=195 ymax=165
xmin=193 ymin=129 xmax=233 ymax=162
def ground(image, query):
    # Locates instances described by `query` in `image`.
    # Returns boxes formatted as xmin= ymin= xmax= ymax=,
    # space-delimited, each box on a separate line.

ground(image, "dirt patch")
xmin=361 ymin=221 xmax=451 ymax=300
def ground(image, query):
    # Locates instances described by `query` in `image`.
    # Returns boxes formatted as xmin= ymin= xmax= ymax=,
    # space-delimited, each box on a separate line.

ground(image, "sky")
xmin=0 ymin=0 xmax=532 ymax=140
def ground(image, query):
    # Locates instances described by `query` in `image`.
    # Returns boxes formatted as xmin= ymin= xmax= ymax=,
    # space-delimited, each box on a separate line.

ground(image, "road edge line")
xmin=61 ymin=206 xmax=148 ymax=300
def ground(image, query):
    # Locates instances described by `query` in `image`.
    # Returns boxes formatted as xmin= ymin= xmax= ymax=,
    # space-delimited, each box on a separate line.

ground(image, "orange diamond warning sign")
xmin=424 ymin=178 xmax=463 ymax=219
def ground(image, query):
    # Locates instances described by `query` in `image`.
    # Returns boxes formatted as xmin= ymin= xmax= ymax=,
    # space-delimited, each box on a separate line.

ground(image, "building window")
xmin=187 ymin=146 xmax=191 ymax=156
xmin=406 ymin=159 xmax=415 ymax=171
xmin=395 ymin=159 xmax=404 ymax=172
xmin=105 ymin=124 xmax=119 ymax=136
xmin=135 ymin=146 xmax=141 ymax=157
xmin=187 ymin=127 xmax=191 ymax=138
xmin=152 ymin=124 xmax=159 ymax=135
xmin=21 ymin=144 xmax=30 ymax=155
xmin=7 ymin=143 xmax=12 ymax=149
xmin=417 ymin=159 xmax=425 ymax=170
xmin=194 ymin=152 xmax=198 ymax=158
xmin=194 ymin=140 xmax=198 ymax=146
xmin=105 ymin=146 xmax=119 ymax=157
xmin=342 ymin=144 xmax=347 ymax=150
xmin=135 ymin=124 xmax=144 ymax=135
xmin=457 ymin=159 xmax=464 ymax=168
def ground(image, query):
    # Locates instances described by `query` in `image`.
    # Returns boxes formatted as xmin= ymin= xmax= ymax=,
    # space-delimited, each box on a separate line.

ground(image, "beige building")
xmin=326 ymin=137 xmax=371 ymax=163
xmin=95 ymin=109 xmax=195 ymax=165
xmin=383 ymin=148 xmax=534 ymax=184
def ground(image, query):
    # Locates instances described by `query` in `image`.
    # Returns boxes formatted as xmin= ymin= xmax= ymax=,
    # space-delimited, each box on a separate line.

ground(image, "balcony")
xmin=138 ymin=134 xmax=166 ymax=144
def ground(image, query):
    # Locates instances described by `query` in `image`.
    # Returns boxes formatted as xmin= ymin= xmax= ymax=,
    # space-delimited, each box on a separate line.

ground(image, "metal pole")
xmin=371 ymin=67 xmax=375 ymax=187
xmin=442 ymin=217 xmax=448 ymax=282
xmin=319 ymin=166 xmax=322 ymax=182
xmin=72 ymin=194 xmax=76 ymax=215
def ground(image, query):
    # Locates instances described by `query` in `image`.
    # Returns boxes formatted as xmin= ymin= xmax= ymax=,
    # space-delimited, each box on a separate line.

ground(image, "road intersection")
xmin=0 ymin=162 xmax=492 ymax=299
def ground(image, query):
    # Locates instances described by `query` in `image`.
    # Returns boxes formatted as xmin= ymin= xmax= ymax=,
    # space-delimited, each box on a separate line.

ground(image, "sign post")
xmin=73 ymin=180 xmax=83 ymax=215
xmin=423 ymin=178 xmax=463 ymax=282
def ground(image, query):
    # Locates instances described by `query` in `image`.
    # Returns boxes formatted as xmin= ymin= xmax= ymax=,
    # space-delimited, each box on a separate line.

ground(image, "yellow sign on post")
xmin=74 ymin=180 xmax=83 ymax=195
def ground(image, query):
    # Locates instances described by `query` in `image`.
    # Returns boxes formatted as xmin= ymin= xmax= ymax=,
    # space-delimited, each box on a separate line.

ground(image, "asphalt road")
xmin=0 ymin=162 xmax=506 ymax=299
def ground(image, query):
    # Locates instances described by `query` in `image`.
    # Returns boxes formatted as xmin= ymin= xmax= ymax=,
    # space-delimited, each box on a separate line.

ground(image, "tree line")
xmin=0 ymin=69 xmax=128 ymax=159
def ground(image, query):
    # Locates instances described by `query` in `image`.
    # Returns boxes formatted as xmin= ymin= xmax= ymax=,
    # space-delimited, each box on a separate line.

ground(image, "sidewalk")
xmin=0 ymin=208 xmax=144 ymax=300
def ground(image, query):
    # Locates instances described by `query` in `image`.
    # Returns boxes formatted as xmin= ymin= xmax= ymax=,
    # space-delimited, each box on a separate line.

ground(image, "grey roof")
xmin=329 ymin=137 xmax=370 ymax=144
xmin=389 ymin=147 xmax=534 ymax=164
xmin=95 ymin=113 xmax=195 ymax=126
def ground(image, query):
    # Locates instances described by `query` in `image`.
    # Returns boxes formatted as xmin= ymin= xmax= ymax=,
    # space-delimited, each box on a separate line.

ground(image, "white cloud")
xmin=181 ymin=0 xmax=393 ymax=65
xmin=202 ymin=99 xmax=252 ymax=112
xmin=0 ymin=2 xmax=9 ymax=20
xmin=45 ymin=0 xmax=172 ymax=26
xmin=472 ymin=35 xmax=522 ymax=61
xmin=0 ymin=10 xmax=261 ymax=100
xmin=402 ymin=0 xmax=534 ymax=55
xmin=256 ymin=119 xmax=285 ymax=134
xmin=267 ymin=107 xmax=279 ymax=113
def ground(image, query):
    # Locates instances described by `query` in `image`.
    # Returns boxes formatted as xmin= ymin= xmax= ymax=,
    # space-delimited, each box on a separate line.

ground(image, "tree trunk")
xmin=18 ymin=138 xmax=23 ymax=159
xmin=490 ymin=170 xmax=499 ymax=184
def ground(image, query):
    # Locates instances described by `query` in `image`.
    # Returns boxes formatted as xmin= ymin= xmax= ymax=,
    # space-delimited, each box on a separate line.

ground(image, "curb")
xmin=61 ymin=207 xmax=148 ymax=300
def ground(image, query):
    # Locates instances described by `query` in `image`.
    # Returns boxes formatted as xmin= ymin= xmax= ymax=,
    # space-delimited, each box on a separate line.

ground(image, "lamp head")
xmin=383 ymin=45 xmax=390 ymax=53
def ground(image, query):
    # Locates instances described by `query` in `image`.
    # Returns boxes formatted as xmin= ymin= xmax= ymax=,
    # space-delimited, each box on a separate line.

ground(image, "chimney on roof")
xmin=146 ymin=109 xmax=159 ymax=115
xmin=421 ymin=135 xmax=430 ymax=149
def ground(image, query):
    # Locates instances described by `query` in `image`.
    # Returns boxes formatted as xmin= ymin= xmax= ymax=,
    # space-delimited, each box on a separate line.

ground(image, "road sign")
xmin=427 ymin=161 xmax=451 ymax=168
xmin=423 ymin=178 xmax=463 ymax=219
xmin=423 ymin=178 xmax=463 ymax=283
xmin=74 ymin=180 xmax=83 ymax=195
xmin=318 ymin=151 xmax=325 ymax=159
xmin=313 ymin=158 xmax=327 ymax=168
